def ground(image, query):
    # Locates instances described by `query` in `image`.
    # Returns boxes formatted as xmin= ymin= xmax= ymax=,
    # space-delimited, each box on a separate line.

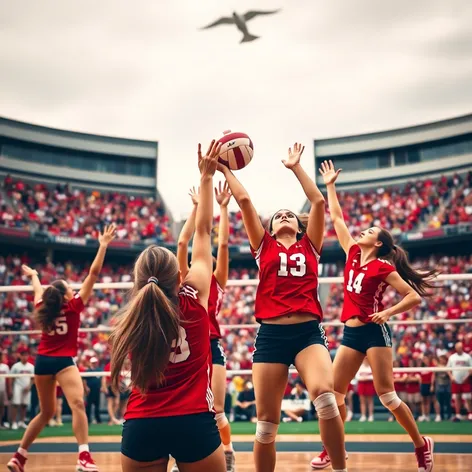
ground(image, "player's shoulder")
xmin=179 ymin=284 xmax=199 ymax=301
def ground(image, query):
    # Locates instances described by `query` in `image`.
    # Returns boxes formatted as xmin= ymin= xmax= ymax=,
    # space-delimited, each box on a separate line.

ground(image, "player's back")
xmin=252 ymin=231 xmax=323 ymax=320
xmin=125 ymin=284 xmax=213 ymax=419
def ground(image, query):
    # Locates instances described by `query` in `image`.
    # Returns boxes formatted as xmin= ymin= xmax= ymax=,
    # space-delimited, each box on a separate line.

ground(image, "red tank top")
xmin=124 ymin=284 xmax=214 ymax=419
xmin=208 ymin=275 xmax=224 ymax=340
xmin=251 ymin=231 xmax=323 ymax=321
xmin=37 ymin=293 xmax=84 ymax=357
xmin=342 ymin=244 xmax=396 ymax=324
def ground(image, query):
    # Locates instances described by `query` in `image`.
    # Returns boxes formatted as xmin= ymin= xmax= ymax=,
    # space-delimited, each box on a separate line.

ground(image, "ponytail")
xmin=377 ymin=229 xmax=438 ymax=297
xmin=35 ymin=280 xmax=66 ymax=332
xmin=109 ymin=245 xmax=181 ymax=394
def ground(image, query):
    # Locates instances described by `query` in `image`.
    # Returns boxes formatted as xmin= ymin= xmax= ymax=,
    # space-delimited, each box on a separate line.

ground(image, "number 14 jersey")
xmin=342 ymin=244 xmax=396 ymax=324
xmin=251 ymin=231 xmax=323 ymax=321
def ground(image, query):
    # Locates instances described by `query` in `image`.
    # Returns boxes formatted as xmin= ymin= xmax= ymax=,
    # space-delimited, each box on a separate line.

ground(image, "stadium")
xmin=0 ymin=110 xmax=470 ymax=472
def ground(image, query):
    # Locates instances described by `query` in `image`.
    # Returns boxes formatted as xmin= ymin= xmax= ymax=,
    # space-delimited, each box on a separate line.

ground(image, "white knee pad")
xmin=215 ymin=412 xmax=229 ymax=429
xmin=334 ymin=391 xmax=346 ymax=406
xmin=379 ymin=391 xmax=402 ymax=411
xmin=255 ymin=421 xmax=278 ymax=444
xmin=314 ymin=392 xmax=340 ymax=420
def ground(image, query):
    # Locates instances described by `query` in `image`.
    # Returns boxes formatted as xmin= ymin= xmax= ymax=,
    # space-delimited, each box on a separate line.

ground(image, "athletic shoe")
xmin=18 ymin=422 xmax=28 ymax=429
xmin=359 ymin=415 xmax=366 ymax=422
xmin=170 ymin=463 xmax=179 ymax=472
xmin=418 ymin=415 xmax=425 ymax=422
xmin=434 ymin=415 xmax=441 ymax=423
xmin=424 ymin=416 xmax=431 ymax=422
xmin=225 ymin=450 xmax=236 ymax=472
xmin=11 ymin=422 xmax=18 ymax=430
xmin=7 ymin=452 xmax=27 ymax=472
xmin=76 ymin=451 xmax=99 ymax=472
xmin=345 ymin=410 xmax=353 ymax=422
xmin=282 ymin=417 xmax=292 ymax=423
xmin=468 ymin=413 xmax=472 ymax=421
xmin=452 ymin=415 xmax=461 ymax=422
xmin=310 ymin=447 xmax=348 ymax=470
xmin=415 ymin=436 xmax=434 ymax=472
xmin=368 ymin=415 xmax=374 ymax=422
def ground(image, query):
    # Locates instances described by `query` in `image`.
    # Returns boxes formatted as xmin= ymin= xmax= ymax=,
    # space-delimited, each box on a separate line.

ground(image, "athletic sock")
xmin=78 ymin=444 xmax=90 ymax=454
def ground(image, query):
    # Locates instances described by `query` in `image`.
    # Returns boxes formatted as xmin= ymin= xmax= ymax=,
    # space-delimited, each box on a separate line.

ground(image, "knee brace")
xmin=255 ymin=421 xmax=278 ymax=444
xmin=379 ymin=391 xmax=402 ymax=411
xmin=334 ymin=391 xmax=346 ymax=407
xmin=314 ymin=392 xmax=340 ymax=420
xmin=215 ymin=412 xmax=229 ymax=430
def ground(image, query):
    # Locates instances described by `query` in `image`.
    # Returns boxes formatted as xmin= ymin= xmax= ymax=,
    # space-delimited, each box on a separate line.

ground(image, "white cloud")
xmin=0 ymin=0 xmax=471 ymax=220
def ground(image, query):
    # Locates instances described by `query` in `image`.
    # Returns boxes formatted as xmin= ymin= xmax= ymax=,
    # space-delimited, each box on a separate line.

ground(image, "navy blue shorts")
xmin=34 ymin=355 xmax=75 ymax=376
xmin=211 ymin=339 xmax=226 ymax=367
xmin=121 ymin=412 xmax=220 ymax=463
xmin=341 ymin=323 xmax=392 ymax=355
xmin=253 ymin=320 xmax=328 ymax=366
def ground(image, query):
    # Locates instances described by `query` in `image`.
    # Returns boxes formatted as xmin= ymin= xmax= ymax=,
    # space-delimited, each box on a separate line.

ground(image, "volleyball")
xmin=217 ymin=130 xmax=254 ymax=170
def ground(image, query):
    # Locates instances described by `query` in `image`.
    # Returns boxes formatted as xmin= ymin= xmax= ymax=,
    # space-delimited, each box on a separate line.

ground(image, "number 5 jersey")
xmin=125 ymin=284 xmax=214 ymax=419
xmin=251 ymin=231 xmax=323 ymax=321
xmin=36 ymin=293 xmax=84 ymax=357
xmin=342 ymin=244 xmax=396 ymax=324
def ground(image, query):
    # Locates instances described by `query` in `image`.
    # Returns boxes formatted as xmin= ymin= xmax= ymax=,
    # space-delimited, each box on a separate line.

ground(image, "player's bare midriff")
xmin=345 ymin=317 xmax=367 ymax=327
xmin=263 ymin=312 xmax=320 ymax=325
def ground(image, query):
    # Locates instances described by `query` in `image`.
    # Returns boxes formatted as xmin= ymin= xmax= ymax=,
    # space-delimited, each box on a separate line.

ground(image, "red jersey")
xmin=208 ymin=275 xmax=224 ymax=340
xmin=251 ymin=231 xmax=323 ymax=321
xmin=393 ymin=372 xmax=406 ymax=393
xmin=406 ymin=373 xmax=421 ymax=394
xmin=125 ymin=284 xmax=214 ymax=419
xmin=37 ymin=293 xmax=84 ymax=357
xmin=342 ymin=244 xmax=396 ymax=324
xmin=420 ymin=371 xmax=433 ymax=385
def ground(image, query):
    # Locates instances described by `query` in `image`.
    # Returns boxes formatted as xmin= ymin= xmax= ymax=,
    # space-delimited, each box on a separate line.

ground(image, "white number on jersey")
xmin=48 ymin=316 xmax=68 ymax=336
xmin=277 ymin=253 xmax=307 ymax=277
xmin=346 ymin=270 xmax=365 ymax=294
xmin=169 ymin=326 xmax=191 ymax=364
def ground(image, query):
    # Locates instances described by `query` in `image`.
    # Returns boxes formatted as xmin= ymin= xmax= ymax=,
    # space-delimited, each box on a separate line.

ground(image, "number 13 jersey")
xmin=342 ymin=244 xmax=396 ymax=324
xmin=251 ymin=231 xmax=323 ymax=321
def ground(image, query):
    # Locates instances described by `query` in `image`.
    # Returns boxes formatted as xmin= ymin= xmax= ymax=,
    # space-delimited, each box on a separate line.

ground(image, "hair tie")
xmin=147 ymin=276 xmax=159 ymax=286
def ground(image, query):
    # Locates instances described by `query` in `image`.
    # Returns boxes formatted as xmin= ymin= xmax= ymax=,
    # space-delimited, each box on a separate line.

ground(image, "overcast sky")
xmin=1 ymin=0 xmax=472 ymax=220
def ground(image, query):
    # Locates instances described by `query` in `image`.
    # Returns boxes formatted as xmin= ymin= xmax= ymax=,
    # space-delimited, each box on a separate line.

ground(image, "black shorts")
xmin=121 ymin=412 xmax=220 ymax=463
xmin=120 ymin=390 xmax=131 ymax=401
xmin=341 ymin=323 xmax=392 ymax=355
xmin=421 ymin=384 xmax=432 ymax=397
xmin=253 ymin=320 xmax=328 ymax=366
xmin=211 ymin=339 xmax=226 ymax=367
xmin=34 ymin=355 xmax=75 ymax=376
xmin=106 ymin=386 xmax=117 ymax=398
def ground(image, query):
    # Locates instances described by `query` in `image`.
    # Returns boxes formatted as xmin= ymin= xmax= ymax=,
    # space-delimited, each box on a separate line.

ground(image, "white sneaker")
xmin=49 ymin=419 xmax=57 ymax=427
xmin=468 ymin=413 xmax=472 ymax=421
xmin=359 ymin=415 xmax=367 ymax=422
xmin=424 ymin=416 xmax=430 ymax=422
xmin=418 ymin=415 xmax=425 ymax=422
xmin=346 ymin=410 xmax=353 ymax=422
xmin=12 ymin=422 xmax=18 ymax=430
xmin=18 ymin=421 xmax=28 ymax=428
xmin=368 ymin=415 xmax=374 ymax=422
xmin=282 ymin=417 xmax=292 ymax=423
xmin=435 ymin=415 xmax=441 ymax=422
xmin=4 ymin=421 xmax=10 ymax=429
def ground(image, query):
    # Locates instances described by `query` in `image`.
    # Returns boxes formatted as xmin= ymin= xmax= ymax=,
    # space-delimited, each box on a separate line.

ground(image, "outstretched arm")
xmin=219 ymin=166 xmax=265 ymax=250
xmin=22 ymin=265 xmax=43 ymax=304
xmin=214 ymin=181 xmax=232 ymax=288
xmin=177 ymin=188 xmax=199 ymax=280
xmin=186 ymin=141 xmax=221 ymax=308
xmin=319 ymin=160 xmax=356 ymax=254
xmin=282 ymin=143 xmax=324 ymax=253
xmin=79 ymin=224 xmax=116 ymax=304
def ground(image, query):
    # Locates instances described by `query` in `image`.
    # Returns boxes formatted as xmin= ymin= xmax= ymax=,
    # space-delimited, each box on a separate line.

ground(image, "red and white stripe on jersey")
xmin=37 ymin=293 xmax=84 ymax=357
xmin=341 ymin=244 xmax=396 ymax=324
xmin=124 ymin=284 xmax=214 ymax=419
xmin=208 ymin=275 xmax=224 ymax=340
xmin=217 ymin=132 xmax=254 ymax=170
xmin=251 ymin=231 xmax=323 ymax=321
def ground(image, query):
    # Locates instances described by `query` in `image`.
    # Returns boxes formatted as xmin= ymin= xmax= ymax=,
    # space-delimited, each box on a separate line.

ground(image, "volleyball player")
xmin=7 ymin=224 xmax=116 ymax=472
xmin=174 ymin=181 xmax=235 ymax=472
xmin=220 ymin=143 xmax=347 ymax=472
xmin=111 ymin=140 xmax=226 ymax=472
xmin=311 ymin=160 xmax=435 ymax=472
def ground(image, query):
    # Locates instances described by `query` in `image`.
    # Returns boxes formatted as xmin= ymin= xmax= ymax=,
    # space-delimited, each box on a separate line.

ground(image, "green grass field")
xmin=1 ymin=421 xmax=470 ymax=442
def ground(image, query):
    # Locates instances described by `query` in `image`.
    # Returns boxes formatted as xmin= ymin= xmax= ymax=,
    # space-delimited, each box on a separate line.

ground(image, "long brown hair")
xmin=377 ymin=229 xmax=438 ymax=297
xmin=109 ymin=245 xmax=180 ymax=393
xmin=35 ymin=280 xmax=67 ymax=332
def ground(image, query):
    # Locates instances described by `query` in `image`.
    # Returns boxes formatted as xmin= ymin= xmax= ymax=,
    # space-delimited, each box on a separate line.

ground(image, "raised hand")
xmin=215 ymin=181 xmax=232 ymax=207
xmin=189 ymin=186 xmax=200 ymax=206
xmin=319 ymin=160 xmax=342 ymax=185
xmin=22 ymin=264 xmax=38 ymax=278
xmin=198 ymin=140 xmax=222 ymax=177
xmin=282 ymin=142 xmax=305 ymax=169
xmin=99 ymin=223 xmax=117 ymax=246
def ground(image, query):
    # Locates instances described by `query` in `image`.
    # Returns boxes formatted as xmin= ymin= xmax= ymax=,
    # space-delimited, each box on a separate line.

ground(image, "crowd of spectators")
xmin=0 ymin=176 xmax=173 ymax=242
